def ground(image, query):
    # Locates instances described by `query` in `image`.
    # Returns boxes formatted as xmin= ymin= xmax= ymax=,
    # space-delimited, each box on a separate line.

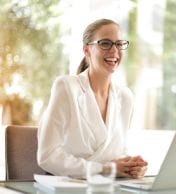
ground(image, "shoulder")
xmin=113 ymin=83 xmax=133 ymax=104
xmin=120 ymin=86 xmax=133 ymax=100
xmin=52 ymin=74 xmax=81 ymax=92
xmin=53 ymin=70 xmax=89 ymax=91
xmin=54 ymin=74 xmax=78 ymax=84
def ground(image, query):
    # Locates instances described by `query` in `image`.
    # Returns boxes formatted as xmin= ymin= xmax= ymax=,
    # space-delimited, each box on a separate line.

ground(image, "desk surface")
xmin=1 ymin=181 xmax=176 ymax=194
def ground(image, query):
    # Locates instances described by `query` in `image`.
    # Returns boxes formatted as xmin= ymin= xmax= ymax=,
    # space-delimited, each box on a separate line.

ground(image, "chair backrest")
xmin=5 ymin=125 xmax=45 ymax=180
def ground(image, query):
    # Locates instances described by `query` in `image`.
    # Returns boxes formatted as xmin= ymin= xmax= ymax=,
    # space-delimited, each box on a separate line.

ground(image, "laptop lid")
xmin=152 ymin=132 xmax=176 ymax=190
xmin=118 ymin=132 xmax=176 ymax=191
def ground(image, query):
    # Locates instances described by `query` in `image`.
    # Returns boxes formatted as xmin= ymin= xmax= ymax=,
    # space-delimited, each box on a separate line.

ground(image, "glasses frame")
xmin=87 ymin=39 xmax=129 ymax=50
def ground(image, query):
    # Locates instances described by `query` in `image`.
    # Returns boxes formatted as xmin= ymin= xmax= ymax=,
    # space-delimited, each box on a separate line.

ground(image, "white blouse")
xmin=37 ymin=69 xmax=133 ymax=177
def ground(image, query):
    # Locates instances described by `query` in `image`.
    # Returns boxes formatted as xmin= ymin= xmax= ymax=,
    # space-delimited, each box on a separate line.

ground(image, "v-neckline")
xmin=88 ymin=83 xmax=112 ymax=129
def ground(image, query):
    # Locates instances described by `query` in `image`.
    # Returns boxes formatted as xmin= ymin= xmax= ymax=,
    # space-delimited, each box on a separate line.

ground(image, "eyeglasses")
xmin=87 ymin=39 xmax=129 ymax=50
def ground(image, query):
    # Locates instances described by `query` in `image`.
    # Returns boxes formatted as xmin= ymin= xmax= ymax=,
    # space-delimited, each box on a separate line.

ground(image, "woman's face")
xmin=84 ymin=24 xmax=124 ymax=75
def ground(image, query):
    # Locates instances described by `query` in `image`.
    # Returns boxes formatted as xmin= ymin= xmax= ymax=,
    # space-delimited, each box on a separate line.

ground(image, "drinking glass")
xmin=86 ymin=161 xmax=116 ymax=193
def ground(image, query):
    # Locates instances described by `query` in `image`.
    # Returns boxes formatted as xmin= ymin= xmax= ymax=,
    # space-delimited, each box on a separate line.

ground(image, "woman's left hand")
xmin=127 ymin=156 xmax=148 ymax=178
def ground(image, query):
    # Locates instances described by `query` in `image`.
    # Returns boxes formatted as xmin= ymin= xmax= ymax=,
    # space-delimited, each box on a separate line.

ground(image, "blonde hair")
xmin=77 ymin=19 xmax=119 ymax=74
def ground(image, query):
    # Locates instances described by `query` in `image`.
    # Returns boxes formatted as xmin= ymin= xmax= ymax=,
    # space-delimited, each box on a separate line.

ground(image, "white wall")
xmin=127 ymin=129 xmax=175 ymax=175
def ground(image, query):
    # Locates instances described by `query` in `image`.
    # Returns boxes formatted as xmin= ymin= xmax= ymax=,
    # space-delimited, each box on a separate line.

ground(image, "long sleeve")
xmin=37 ymin=77 xmax=102 ymax=177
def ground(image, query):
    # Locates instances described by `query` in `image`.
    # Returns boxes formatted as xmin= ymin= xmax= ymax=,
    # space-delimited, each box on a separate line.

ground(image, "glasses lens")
xmin=116 ymin=40 xmax=129 ymax=50
xmin=98 ymin=40 xmax=112 ymax=50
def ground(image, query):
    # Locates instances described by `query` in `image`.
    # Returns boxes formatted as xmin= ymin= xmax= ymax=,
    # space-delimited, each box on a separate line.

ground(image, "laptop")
xmin=117 ymin=132 xmax=176 ymax=191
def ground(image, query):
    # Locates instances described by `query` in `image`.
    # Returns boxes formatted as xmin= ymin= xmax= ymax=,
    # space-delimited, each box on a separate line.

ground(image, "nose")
xmin=109 ymin=44 xmax=121 ymax=55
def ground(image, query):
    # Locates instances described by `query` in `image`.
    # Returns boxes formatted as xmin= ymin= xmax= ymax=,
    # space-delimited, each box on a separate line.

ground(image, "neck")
xmin=88 ymin=70 xmax=111 ymax=96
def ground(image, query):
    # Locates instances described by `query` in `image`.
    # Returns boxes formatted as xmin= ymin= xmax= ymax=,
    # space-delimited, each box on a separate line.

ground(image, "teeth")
xmin=105 ymin=58 xmax=117 ymax=62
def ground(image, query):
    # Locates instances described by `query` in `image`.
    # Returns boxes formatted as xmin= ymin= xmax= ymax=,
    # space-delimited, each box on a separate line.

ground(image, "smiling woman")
xmin=0 ymin=0 xmax=175 ymax=183
xmin=37 ymin=18 xmax=148 ymax=179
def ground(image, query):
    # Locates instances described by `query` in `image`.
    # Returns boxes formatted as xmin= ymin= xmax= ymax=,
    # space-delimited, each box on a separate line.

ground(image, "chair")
xmin=5 ymin=125 xmax=46 ymax=180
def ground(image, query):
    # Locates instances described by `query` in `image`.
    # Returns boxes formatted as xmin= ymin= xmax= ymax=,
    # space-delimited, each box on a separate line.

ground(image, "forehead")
xmin=94 ymin=24 xmax=122 ymax=40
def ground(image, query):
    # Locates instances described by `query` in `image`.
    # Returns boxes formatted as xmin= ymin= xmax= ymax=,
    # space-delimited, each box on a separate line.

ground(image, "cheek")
xmin=90 ymin=49 xmax=102 ymax=61
xmin=118 ymin=51 xmax=123 ymax=62
xmin=89 ymin=48 xmax=108 ymax=65
xmin=120 ymin=50 xmax=124 ymax=56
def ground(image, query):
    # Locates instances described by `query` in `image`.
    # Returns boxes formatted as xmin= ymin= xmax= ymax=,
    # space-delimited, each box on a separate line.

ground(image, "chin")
xmin=103 ymin=68 xmax=116 ymax=75
xmin=106 ymin=64 xmax=119 ymax=73
xmin=109 ymin=69 xmax=116 ymax=73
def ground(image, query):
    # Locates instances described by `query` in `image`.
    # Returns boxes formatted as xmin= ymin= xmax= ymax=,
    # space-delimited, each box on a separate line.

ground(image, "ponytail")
xmin=77 ymin=57 xmax=89 ymax=74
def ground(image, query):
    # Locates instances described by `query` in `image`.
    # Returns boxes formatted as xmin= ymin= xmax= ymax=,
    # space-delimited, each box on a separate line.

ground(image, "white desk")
xmin=1 ymin=181 xmax=176 ymax=194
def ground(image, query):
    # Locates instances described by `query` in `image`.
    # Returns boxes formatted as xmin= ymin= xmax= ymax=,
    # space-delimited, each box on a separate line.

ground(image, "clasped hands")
xmin=113 ymin=155 xmax=148 ymax=179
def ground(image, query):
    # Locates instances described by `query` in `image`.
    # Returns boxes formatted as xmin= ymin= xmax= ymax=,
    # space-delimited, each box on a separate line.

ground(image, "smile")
xmin=104 ymin=57 xmax=118 ymax=64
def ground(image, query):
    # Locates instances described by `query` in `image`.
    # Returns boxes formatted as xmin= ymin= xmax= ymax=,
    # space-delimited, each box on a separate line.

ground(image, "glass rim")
xmin=87 ymin=39 xmax=129 ymax=50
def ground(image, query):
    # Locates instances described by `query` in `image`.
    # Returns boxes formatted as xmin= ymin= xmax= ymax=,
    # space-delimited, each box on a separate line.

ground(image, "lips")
xmin=104 ymin=57 xmax=118 ymax=65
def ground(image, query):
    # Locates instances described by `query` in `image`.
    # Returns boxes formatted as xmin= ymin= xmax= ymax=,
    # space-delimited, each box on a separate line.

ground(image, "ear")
xmin=83 ymin=45 xmax=90 ymax=57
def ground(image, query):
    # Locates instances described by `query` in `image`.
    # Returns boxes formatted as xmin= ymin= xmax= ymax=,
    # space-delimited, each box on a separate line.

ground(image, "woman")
xmin=37 ymin=18 xmax=147 ymax=178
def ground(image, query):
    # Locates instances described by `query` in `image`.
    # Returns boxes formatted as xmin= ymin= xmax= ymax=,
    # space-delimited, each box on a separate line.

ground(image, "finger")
xmin=123 ymin=167 xmax=131 ymax=173
xmin=131 ymin=174 xmax=144 ymax=179
xmin=129 ymin=158 xmax=148 ymax=167
xmin=129 ymin=170 xmax=144 ymax=179
xmin=130 ymin=166 xmax=141 ymax=172
xmin=118 ymin=171 xmax=133 ymax=178
xmin=130 ymin=166 xmax=147 ymax=178
xmin=125 ymin=161 xmax=138 ymax=167
xmin=130 ymin=156 xmax=147 ymax=164
xmin=117 ymin=164 xmax=131 ymax=174
xmin=136 ymin=161 xmax=148 ymax=167
xmin=131 ymin=155 xmax=142 ymax=161
xmin=129 ymin=170 xmax=142 ymax=177
xmin=130 ymin=165 xmax=147 ymax=173
xmin=123 ymin=156 xmax=132 ymax=162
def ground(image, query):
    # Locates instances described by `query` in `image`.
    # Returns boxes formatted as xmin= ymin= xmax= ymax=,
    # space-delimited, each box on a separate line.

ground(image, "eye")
xmin=116 ymin=40 xmax=129 ymax=49
xmin=99 ymin=40 xmax=112 ymax=49
xmin=116 ymin=42 xmax=123 ymax=47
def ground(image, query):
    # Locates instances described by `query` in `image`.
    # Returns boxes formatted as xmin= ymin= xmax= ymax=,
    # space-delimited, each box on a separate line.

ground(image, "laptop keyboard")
xmin=134 ymin=181 xmax=153 ymax=185
xmin=128 ymin=177 xmax=154 ymax=185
